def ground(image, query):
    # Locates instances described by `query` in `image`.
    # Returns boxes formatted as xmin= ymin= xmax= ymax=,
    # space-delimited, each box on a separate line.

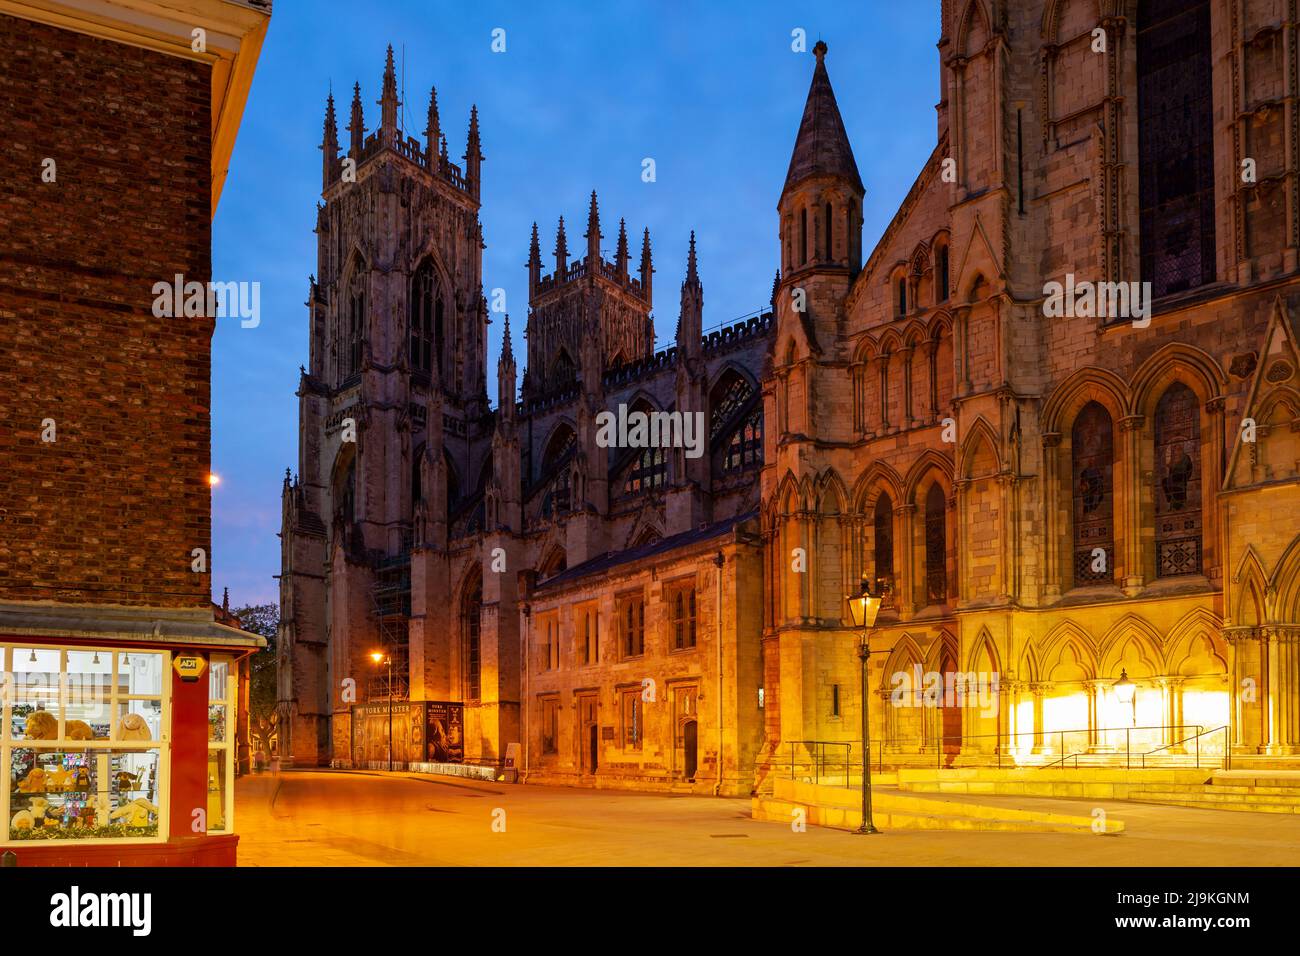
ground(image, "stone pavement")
xmin=232 ymin=769 xmax=1300 ymax=867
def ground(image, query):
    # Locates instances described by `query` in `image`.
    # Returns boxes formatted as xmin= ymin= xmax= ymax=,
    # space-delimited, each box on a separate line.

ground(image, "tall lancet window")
xmin=873 ymin=493 xmax=894 ymax=591
xmin=343 ymin=277 xmax=365 ymax=381
xmin=1154 ymin=382 xmax=1202 ymax=577
xmin=924 ymin=483 xmax=946 ymax=604
xmin=1072 ymin=401 xmax=1115 ymax=586
xmin=410 ymin=260 xmax=439 ymax=375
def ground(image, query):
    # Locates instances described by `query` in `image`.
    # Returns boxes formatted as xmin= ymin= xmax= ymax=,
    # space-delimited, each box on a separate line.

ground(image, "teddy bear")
xmin=110 ymin=797 xmax=157 ymax=829
xmin=118 ymin=713 xmax=151 ymax=741
xmin=16 ymin=768 xmax=46 ymax=793
xmin=66 ymin=719 xmax=94 ymax=740
xmin=24 ymin=710 xmax=57 ymax=740
xmin=74 ymin=767 xmax=90 ymax=791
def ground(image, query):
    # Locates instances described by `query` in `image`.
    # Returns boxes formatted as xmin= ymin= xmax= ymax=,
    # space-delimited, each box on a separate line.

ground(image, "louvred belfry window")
xmin=1138 ymin=0 xmax=1215 ymax=298
xmin=410 ymin=261 xmax=438 ymax=375
xmin=1072 ymin=402 xmax=1115 ymax=585
xmin=1154 ymin=382 xmax=1202 ymax=577
xmin=924 ymin=484 xmax=946 ymax=604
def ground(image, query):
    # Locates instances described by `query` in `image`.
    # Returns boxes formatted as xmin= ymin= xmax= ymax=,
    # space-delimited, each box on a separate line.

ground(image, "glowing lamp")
xmin=369 ymin=651 xmax=385 ymax=664
xmin=207 ymin=473 xmax=221 ymax=487
xmin=1112 ymin=668 xmax=1136 ymax=706
xmin=844 ymin=578 xmax=884 ymax=630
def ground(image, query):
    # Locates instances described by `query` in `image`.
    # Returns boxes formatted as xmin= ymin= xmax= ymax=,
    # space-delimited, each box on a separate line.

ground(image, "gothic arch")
xmin=1233 ymin=546 xmax=1271 ymax=626
xmin=1164 ymin=607 xmax=1227 ymax=674
xmin=902 ymin=320 xmax=930 ymax=347
xmin=877 ymin=328 xmax=905 ymax=355
xmin=966 ymin=626 xmax=1001 ymax=675
xmin=1098 ymin=614 xmax=1164 ymax=678
xmin=903 ymin=449 xmax=955 ymax=503
xmin=927 ymin=310 xmax=954 ymax=338
xmin=924 ymin=629 xmax=960 ymax=673
xmin=814 ymin=468 xmax=850 ymax=515
xmin=1041 ymin=366 xmax=1129 ymax=432
xmin=1271 ymin=532 xmax=1300 ymax=623
xmin=958 ymin=416 xmax=1002 ymax=478
xmin=851 ymin=460 xmax=905 ymax=513
xmin=956 ymin=0 xmax=994 ymax=57
xmin=540 ymin=420 xmax=578 ymax=471
xmin=1130 ymin=343 xmax=1225 ymax=416
xmin=1040 ymin=0 xmax=1102 ymax=42
xmin=1038 ymin=620 xmax=1099 ymax=681
xmin=707 ymin=361 xmax=759 ymax=395
xmin=880 ymin=633 xmax=927 ymax=692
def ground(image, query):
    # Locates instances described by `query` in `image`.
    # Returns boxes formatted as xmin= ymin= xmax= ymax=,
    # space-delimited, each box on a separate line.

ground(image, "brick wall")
xmin=0 ymin=14 xmax=213 ymax=606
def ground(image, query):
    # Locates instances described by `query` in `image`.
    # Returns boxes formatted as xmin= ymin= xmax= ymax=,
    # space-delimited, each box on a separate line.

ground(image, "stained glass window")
xmin=464 ymin=578 xmax=482 ymax=699
xmin=1154 ymin=382 xmax=1202 ymax=577
xmin=1072 ymin=401 xmax=1115 ymax=585
xmin=924 ymin=484 xmax=946 ymax=604
xmin=1138 ymin=0 xmax=1215 ymax=298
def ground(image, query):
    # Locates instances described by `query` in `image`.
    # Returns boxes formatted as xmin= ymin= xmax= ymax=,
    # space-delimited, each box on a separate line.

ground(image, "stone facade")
xmin=281 ymin=2 xmax=1300 ymax=789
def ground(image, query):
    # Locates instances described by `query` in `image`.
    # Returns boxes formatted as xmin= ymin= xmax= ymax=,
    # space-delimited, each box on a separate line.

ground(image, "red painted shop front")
xmin=2 ymin=635 xmax=258 ymax=866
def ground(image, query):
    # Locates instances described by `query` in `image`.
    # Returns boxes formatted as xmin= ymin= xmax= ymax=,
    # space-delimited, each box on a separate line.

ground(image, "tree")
xmin=232 ymin=603 xmax=278 ymax=756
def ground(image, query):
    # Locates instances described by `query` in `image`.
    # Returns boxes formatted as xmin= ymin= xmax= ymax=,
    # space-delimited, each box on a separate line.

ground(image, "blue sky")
xmin=210 ymin=0 xmax=940 ymax=606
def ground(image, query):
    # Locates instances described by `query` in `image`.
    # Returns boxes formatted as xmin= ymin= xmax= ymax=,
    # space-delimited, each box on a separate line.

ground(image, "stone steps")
xmin=1128 ymin=790 xmax=1300 ymax=813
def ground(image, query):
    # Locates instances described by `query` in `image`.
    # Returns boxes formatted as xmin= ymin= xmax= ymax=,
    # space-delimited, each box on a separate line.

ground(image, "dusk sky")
xmin=209 ymin=0 xmax=940 ymax=606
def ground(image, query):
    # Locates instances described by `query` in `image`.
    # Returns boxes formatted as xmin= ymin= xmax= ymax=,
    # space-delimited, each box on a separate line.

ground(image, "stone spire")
xmin=639 ymin=226 xmax=653 ymax=304
xmin=348 ymin=82 xmax=365 ymax=158
xmin=783 ymin=41 xmax=862 ymax=196
xmin=615 ymin=218 xmax=630 ymax=279
xmin=585 ymin=190 xmax=601 ymax=264
xmin=677 ymin=231 xmax=703 ymax=354
xmin=464 ymin=105 xmax=482 ymax=198
xmin=424 ymin=85 xmax=440 ymax=163
xmin=555 ymin=216 xmax=568 ymax=277
xmin=770 ymin=269 xmax=781 ymax=306
xmin=320 ymin=92 xmax=339 ymax=189
xmin=527 ymin=221 xmax=542 ymax=294
xmin=498 ymin=313 xmax=516 ymax=418
xmin=379 ymin=45 xmax=400 ymax=139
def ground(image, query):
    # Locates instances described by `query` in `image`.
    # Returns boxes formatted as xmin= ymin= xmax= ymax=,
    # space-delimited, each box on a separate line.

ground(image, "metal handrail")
xmin=783 ymin=740 xmax=854 ymax=784
xmin=928 ymin=724 xmax=1205 ymax=770
xmin=1141 ymin=724 xmax=1230 ymax=770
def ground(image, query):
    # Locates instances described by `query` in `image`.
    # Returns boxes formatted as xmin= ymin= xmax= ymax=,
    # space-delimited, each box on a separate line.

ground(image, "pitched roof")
xmin=783 ymin=41 xmax=863 ymax=195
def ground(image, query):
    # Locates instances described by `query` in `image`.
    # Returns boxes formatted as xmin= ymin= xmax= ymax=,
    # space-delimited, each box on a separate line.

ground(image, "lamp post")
xmin=370 ymin=651 xmax=393 ymax=771
xmin=844 ymin=577 xmax=884 ymax=835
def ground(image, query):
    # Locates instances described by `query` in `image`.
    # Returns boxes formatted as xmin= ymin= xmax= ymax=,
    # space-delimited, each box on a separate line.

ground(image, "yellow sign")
xmin=173 ymin=654 xmax=207 ymax=682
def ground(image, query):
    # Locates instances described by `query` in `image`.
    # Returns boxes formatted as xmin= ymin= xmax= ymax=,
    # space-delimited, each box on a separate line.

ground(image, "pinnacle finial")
xmin=685 ymin=230 xmax=699 ymax=284
xmin=813 ymin=39 xmax=827 ymax=62
xmin=585 ymin=190 xmax=601 ymax=241
xmin=379 ymin=45 xmax=400 ymax=133
xmin=528 ymin=221 xmax=541 ymax=264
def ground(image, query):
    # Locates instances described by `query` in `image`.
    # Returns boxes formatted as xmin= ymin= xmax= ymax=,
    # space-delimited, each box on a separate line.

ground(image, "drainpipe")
xmin=521 ymin=602 xmax=531 ymax=783
xmin=713 ymin=550 xmax=725 ymax=796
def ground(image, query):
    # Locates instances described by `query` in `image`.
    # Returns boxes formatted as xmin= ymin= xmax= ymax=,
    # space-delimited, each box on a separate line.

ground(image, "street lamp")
xmin=1112 ymin=668 xmax=1136 ymax=727
xmin=370 ymin=651 xmax=393 ymax=772
xmin=844 ymin=577 xmax=885 ymax=835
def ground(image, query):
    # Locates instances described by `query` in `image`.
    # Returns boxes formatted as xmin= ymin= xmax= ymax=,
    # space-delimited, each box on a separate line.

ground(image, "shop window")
xmin=618 ymin=592 xmax=646 ymax=658
xmin=207 ymin=656 xmax=235 ymax=834
xmin=620 ymin=689 xmax=642 ymax=751
xmin=3 ymin=646 xmax=166 ymax=843
xmin=668 ymin=582 xmax=697 ymax=650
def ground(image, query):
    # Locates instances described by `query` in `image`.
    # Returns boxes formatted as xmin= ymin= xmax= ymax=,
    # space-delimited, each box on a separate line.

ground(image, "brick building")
xmin=281 ymin=0 xmax=1300 ymax=791
xmin=1 ymin=0 xmax=270 ymax=863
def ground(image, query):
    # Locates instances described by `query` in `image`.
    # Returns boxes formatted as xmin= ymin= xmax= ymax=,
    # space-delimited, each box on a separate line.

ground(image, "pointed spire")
xmin=527 ymin=221 xmax=542 ymax=294
xmin=424 ymin=85 xmax=440 ymax=161
xmin=615 ymin=218 xmax=630 ymax=278
xmin=555 ymin=216 xmax=569 ymax=276
xmin=684 ymin=231 xmax=699 ymax=287
xmin=379 ymin=44 xmax=400 ymax=136
xmin=440 ymin=133 xmax=449 ymax=164
xmin=677 ymin=232 xmax=703 ymax=353
xmin=639 ymin=226 xmax=654 ymax=304
xmin=584 ymin=190 xmax=602 ymax=263
xmin=783 ymin=40 xmax=862 ymax=196
xmin=464 ymin=105 xmax=482 ymax=197
xmin=348 ymin=81 xmax=365 ymax=157
xmin=500 ymin=312 xmax=514 ymax=362
xmin=771 ymin=269 xmax=782 ymax=306
xmin=321 ymin=92 xmax=339 ymax=189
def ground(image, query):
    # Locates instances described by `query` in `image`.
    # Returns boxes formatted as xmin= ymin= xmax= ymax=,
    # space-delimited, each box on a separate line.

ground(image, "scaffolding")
xmin=369 ymin=553 xmax=411 ymax=702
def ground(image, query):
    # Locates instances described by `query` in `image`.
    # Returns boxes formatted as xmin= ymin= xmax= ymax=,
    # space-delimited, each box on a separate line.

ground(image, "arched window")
xmin=411 ymin=444 xmax=424 ymax=516
xmin=873 ymin=493 xmax=894 ymax=590
xmin=551 ymin=349 xmax=576 ymax=390
xmin=897 ymin=276 xmax=907 ymax=316
xmin=335 ymin=457 xmax=356 ymax=527
xmin=924 ymin=483 xmax=946 ymax=604
xmin=937 ymin=245 xmax=950 ymax=301
xmin=1071 ymin=401 xmax=1115 ymax=586
xmin=800 ymin=208 xmax=808 ymax=264
xmin=410 ymin=260 xmax=439 ymax=375
xmin=463 ymin=574 xmax=482 ymax=700
xmin=824 ymin=201 xmax=832 ymax=260
xmin=343 ymin=277 xmax=365 ymax=380
xmin=623 ymin=401 xmax=667 ymax=495
xmin=1154 ymin=382 xmax=1202 ymax=577
xmin=541 ymin=425 xmax=576 ymax=515
xmin=710 ymin=372 xmax=762 ymax=474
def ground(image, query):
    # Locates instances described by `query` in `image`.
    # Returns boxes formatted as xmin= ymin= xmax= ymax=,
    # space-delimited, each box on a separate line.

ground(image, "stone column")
xmin=1042 ymin=432 xmax=1062 ymax=599
xmin=1119 ymin=414 xmax=1145 ymax=595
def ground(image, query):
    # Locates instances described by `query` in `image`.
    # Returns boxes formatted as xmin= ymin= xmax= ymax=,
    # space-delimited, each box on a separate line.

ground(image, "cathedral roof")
xmin=783 ymin=41 xmax=862 ymax=195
